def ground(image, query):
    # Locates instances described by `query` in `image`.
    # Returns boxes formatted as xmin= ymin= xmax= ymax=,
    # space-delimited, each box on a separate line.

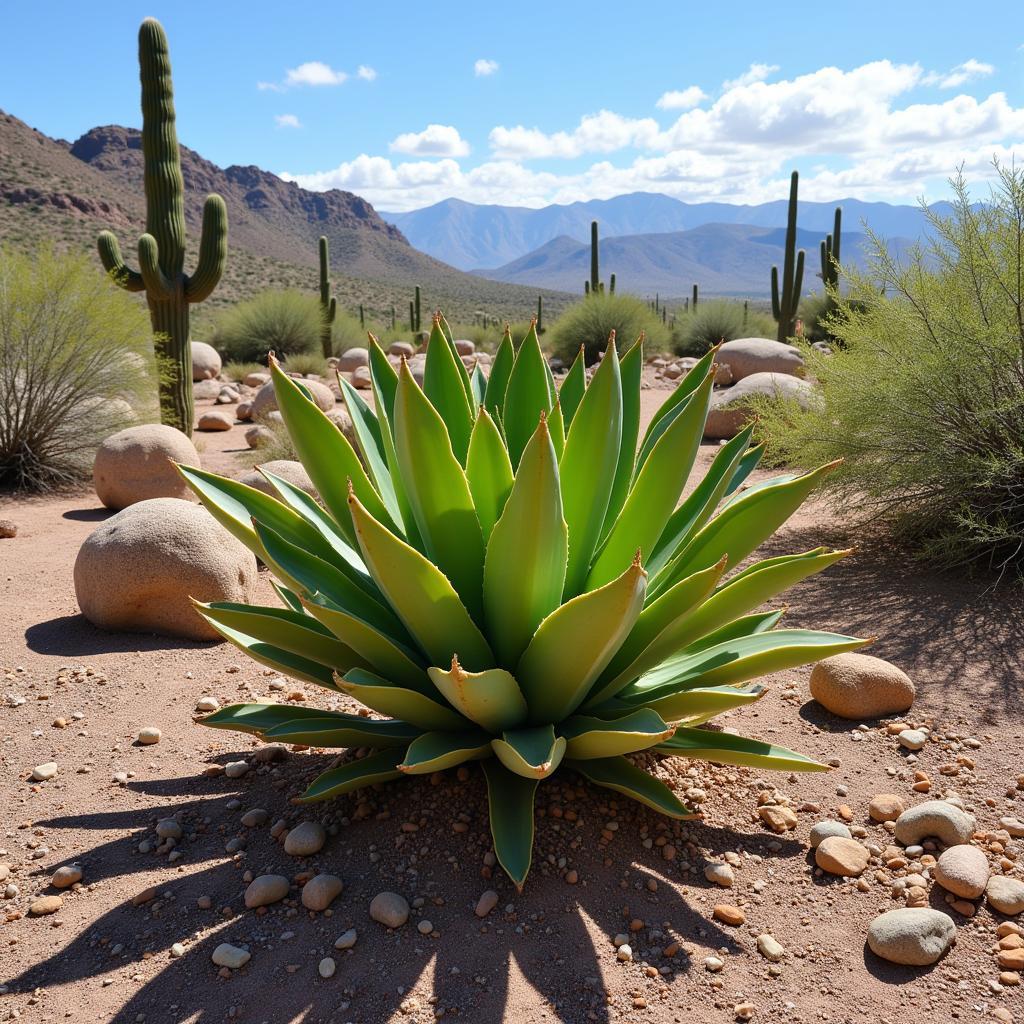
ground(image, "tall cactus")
xmin=536 ymin=295 xmax=543 ymax=334
xmin=771 ymin=170 xmax=805 ymax=343
xmin=819 ymin=206 xmax=842 ymax=291
xmin=97 ymin=18 xmax=227 ymax=436
xmin=590 ymin=220 xmax=600 ymax=295
xmin=317 ymin=236 xmax=336 ymax=358
xmin=692 ymin=284 xmax=698 ymax=309
xmin=609 ymin=272 xmax=615 ymax=294
xmin=414 ymin=285 xmax=422 ymax=333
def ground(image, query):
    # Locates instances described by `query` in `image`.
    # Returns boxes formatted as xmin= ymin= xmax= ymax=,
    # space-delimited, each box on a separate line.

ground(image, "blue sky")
xmin=2 ymin=0 xmax=1022 ymax=210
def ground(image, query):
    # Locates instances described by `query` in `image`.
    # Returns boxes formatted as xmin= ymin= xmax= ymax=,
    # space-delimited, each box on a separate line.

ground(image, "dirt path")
xmin=1 ymin=382 xmax=1022 ymax=1024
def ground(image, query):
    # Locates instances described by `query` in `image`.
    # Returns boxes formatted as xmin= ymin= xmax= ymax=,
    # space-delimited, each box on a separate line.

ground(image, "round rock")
xmin=137 ymin=727 xmax=161 ymax=745
xmin=809 ymin=652 xmax=916 ymax=720
xmin=988 ymin=877 xmax=1024 ymax=916
xmin=894 ymin=801 xmax=976 ymax=847
xmin=301 ymin=873 xmax=343 ymax=911
xmin=869 ymin=794 xmax=907 ymax=822
xmin=211 ymin=943 xmax=250 ymax=969
xmin=337 ymin=347 xmax=369 ymax=372
xmin=191 ymin=341 xmax=222 ymax=381
xmin=809 ymin=821 xmax=852 ymax=848
xmin=934 ymin=844 xmax=990 ymax=899
xmin=369 ymin=891 xmax=409 ymax=929
xmin=704 ymin=372 xmax=816 ymax=440
xmin=154 ymin=818 xmax=181 ymax=839
xmin=866 ymin=908 xmax=956 ymax=966
xmin=238 ymin=460 xmax=316 ymax=498
xmin=251 ymin=379 xmax=334 ymax=421
xmin=196 ymin=410 xmax=233 ymax=432
xmin=715 ymin=337 xmax=805 ymax=381
xmin=283 ymin=821 xmax=326 ymax=857
xmin=898 ymin=729 xmax=928 ymax=751
xmin=30 ymin=895 xmax=63 ymax=915
xmin=815 ymin=836 xmax=870 ymax=877
xmin=74 ymin=498 xmax=258 ymax=640
xmin=93 ymin=424 xmax=200 ymax=510
xmin=244 ymin=874 xmax=290 ymax=908
xmin=31 ymin=762 xmax=58 ymax=781
xmin=51 ymin=865 xmax=82 ymax=889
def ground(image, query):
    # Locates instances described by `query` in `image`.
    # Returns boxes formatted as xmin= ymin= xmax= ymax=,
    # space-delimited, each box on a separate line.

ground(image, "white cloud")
xmin=474 ymin=59 xmax=499 ymax=77
xmin=721 ymin=63 xmax=779 ymax=91
xmin=274 ymin=113 xmax=302 ymax=129
xmin=922 ymin=58 xmax=995 ymax=88
xmin=656 ymin=86 xmax=706 ymax=110
xmin=490 ymin=110 xmax=660 ymax=159
xmin=357 ymin=65 xmax=378 ymax=81
xmin=259 ymin=60 xmax=378 ymax=91
xmin=390 ymin=124 xmax=471 ymax=157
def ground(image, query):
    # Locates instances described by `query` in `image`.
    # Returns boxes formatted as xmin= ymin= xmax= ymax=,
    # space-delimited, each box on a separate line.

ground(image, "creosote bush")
xmin=673 ymin=300 xmax=776 ymax=357
xmin=0 ymin=245 xmax=156 ymax=490
xmin=549 ymin=292 xmax=669 ymax=364
xmin=211 ymin=289 xmax=323 ymax=364
xmin=754 ymin=165 xmax=1024 ymax=578
xmin=185 ymin=313 xmax=862 ymax=887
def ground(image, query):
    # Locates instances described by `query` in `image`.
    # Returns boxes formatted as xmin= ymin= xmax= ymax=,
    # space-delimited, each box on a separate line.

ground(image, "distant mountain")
xmin=383 ymin=192 xmax=945 ymax=271
xmin=476 ymin=223 xmax=918 ymax=298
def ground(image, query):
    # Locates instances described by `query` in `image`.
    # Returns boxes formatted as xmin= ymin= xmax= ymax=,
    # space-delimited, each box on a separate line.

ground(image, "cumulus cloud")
xmin=357 ymin=65 xmax=378 ymax=81
xmin=922 ymin=58 xmax=994 ymax=88
xmin=474 ymin=59 xmax=499 ymax=77
xmin=490 ymin=110 xmax=660 ymax=159
xmin=390 ymin=124 xmax=471 ymax=158
xmin=259 ymin=60 xmax=378 ymax=91
xmin=274 ymin=114 xmax=302 ymax=129
xmin=721 ymin=63 xmax=779 ymax=91
xmin=656 ymin=86 xmax=707 ymax=110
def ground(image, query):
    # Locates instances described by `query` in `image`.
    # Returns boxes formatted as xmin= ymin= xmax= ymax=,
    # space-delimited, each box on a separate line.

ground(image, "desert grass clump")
xmin=280 ymin=352 xmax=329 ymax=377
xmin=755 ymin=165 xmax=1024 ymax=578
xmin=549 ymin=293 xmax=669 ymax=364
xmin=221 ymin=360 xmax=267 ymax=384
xmin=673 ymin=300 xmax=776 ymax=357
xmin=212 ymin=289 xmax=323 ymax=364
xmin=184 ymin=314 xmax=862 ymax=888
xmin=0 ymin=246 xmax=156 ymax=490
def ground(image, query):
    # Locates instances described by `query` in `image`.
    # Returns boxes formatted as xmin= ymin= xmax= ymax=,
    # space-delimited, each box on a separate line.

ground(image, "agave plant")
xmin=183 ymin=316 xmax=865 ymax=889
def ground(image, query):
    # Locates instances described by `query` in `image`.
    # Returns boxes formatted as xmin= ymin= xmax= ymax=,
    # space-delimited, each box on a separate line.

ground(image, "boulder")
xmin=192 ymin=378 xmax=221 ymax=400
xmin=196 ymin=410 xmax=233 ymax=431
xmin=244 ymin=425 xmax=275 ymax=449
xmin=407 ymin=353 xmax=427 ymax=386
xmin=350 ymin=366 xmax=372 ymax=389
xmin=244 ymin=371 xmax=270 ymax=388
xmin=239 ymin=460 xmax=316 ymax=498
xmin=389 ymin=342 xmax=415 ymax=358
xmin=93 ymin=424 xmax=200 ymax=510
xmin=337 ymin=347 xmax=369 ymax=373
xmin=716 ymin=338 xmax=804 ymax=381
xmin=326 ymin=407 xmax=356 ymax=445
xmin=866 ymin=909 xmax=956 ymax=966
xmin=894 ymin=800 xmax=976 ymax=848
xmin=191 ymin=341 xmax=222 ymax=381
xmin=74 ymin=497 xmax=258 ymax=640
xmin=454 ymin=339 xmax=475 ymax=356
xmin=809 ymin=652 xmax=915 ymax=720
xmin=251 ymin=379 xmax=334 ymax=421
xmin=704 ymin=372 xmax=816 ymax=440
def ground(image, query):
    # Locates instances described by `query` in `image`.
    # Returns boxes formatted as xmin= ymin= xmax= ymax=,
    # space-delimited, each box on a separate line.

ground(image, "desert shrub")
xmin=0 ymin=245 xmax=156 ymax=490
xmin=280 ymin=352 xmax=330 ymax=377
xmin=754 ymin=165 xmax=1024 ymax=578
xmin=221 ymin=360 xmax=267 ymax=383
xmin=548 ymin=293 xmax=669 ymax=364
xmin=332 ymin=308 xmax=367 ymax=354
xmin=672 ymin=300 xmax=776 ymax=357
xmin=212 ymin=289 xmax=322 ymax=363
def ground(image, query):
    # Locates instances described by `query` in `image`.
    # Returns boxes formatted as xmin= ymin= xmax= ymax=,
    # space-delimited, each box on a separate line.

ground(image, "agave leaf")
xmin=557 ymin=346 xmax=586 ymax=428
xmin=470 ymin=362 xmax=488 ymax=409
xmin=196 ymin=601 xmax=368 ymax=674
xmin=197 ymin=702 xmax=352 ymax=736
xmin=423 ymin=318 xmax=474 ymax=464
xmin=547 ymin=399 xmax=565 ymax=462
xmin=654 ymin=461 xmax=841 ymax=593
xmin=587 ymin=366 xmax=714 ymax=590
xmin=636 ymin=683 xmax=765 ymax=724
xmin=338 ymin=668 xmax=467 ymax=731
xmin=656 ymin=727 xmax=829 ymax=772
xmin=638 ymin=345 xmax=718 ymax=456
xmin=272 ymin=581 xmax=306 ymax=613
xmin=295 ymin=748 xmax=406 ymax=803
xmin=560 ymin=709 xmax=674 ymax=760
xmin=348 ymin=492 xmax=494 ymax=671
xmin=398 ymin=730 xmax=492 ymax=774
xmin=465 ymin=408 xmax=514 ymax=542
xmin=482 ymin=759 xmax=538 ymax=891
xmin=438 ymin=313 xmax=477 ymax=411
xmin=394 ymin=361 xmax=486 ymax=619
xmin=502 ymin=322 xmax=553 ymax=469
xmin=483 ymin=415 xmax=567 ymax=668
xmin=584 ymin=558 xmax=727 ymax=707
xmin=600 ymin=335 xmax=643 ymax=539
xmin=724 ymin=440 xmax=766 ymax=497
xmin=559 ymin=339 xmax=623 ymax=597
xmin=517 ymin=556 xmax=647 ymax=723
xmin=262 ymin=715 xmax=421 ymax=747
xmin=368 ymin=335 xmax=400 ymax=426
xmin=268 ymin=357 xmax=396 ymax=540
xmin=569 ymin=756 xmax=694 ymax=818
xmin=483 ymin=329 xmax=514 ymax=421
xmin=427 ymin=658 xmax=528 ymax=733
xmin=491 ymin=724 xmax=566 ymax=780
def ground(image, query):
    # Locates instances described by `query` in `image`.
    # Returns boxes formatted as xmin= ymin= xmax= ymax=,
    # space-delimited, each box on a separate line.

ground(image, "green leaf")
xmin=427 ymin=658 xmax=528 ymax=732
xmin=560 ymin=709 xmax=674 ymax=759
xmin=656 ymin=727 xmax=829 ymax=772
xmin=570 ymin=756 xmax=694 ymax=818
xmin=517 ymin=557 xmax=647 ymax=724
xmin=483 ymin=330 xmax=514 ymax=421
xmin=559 ymin=339 xmax=622 ymax=597
xmin=483 ymin=415 xmax=567 ymax=668
xmin=263 ymin=715 xmax=422 ymax=748
xmin=272 ymin=582 xmax=305 ymax=613
xmin=394 ymin=361 xmax=486 ymax=620
xmin=634 ymin=683 xmax=765 ymax=724
xmin=502 ymin=322 xmax=552 ymax=469
xmin=198 ymin=702 xmax=349 ymax=736
xmin=587 ymin=367 xmax=714 ymax=590
xmin=638 ymin=344 xmax=718 ymax=455
xmin=338 ymin=668 xmax=467 ymax=731
xmin=438 ymin=313 xmax=477 ymax=411
xmin=557 ymin=346 xmax=586 ymax=428
xmin=465 ymin=408 xmax=514 ymax=542
xmin=348 ymin=491 xmax=494 ymax=671
xmin=482 ymin=758 xmax=538 ymax=891
xmin=470 ymin=362 xmax=488 ymax=409
xmin=423 ymin=318 xmax=475 ymax=464
xmin=491 ymin=724 xmax=566 ymax=779
xmin=295 ymin=749 xmax=406 ymax=803
xmin=398 ymin=730 xmax=491 ymax=774
xmin=547 ymin=398 xmax=565 ymax=462
xmin=601 ymin=335 xmax=643 ymax=539
xmin=724 ymin=441 xmax=765 ymax=497
xmin=368 ymin=335 xmax=400 ymax=426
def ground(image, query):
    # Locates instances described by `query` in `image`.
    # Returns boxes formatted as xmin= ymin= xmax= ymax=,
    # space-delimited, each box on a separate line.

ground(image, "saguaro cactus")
xmin=317 ymin=236 xmax=337 ymax=358
xmin=820 ymin=206 xmax=842 ymax=291
xmin=536 ymin=295 xmax=543 ymax=334
xmin=771 ymin=171 xmax=805 ymax=343
xmin=692 ymin=284 xmax=699 ymax=309
xmin=590 ymin=220 xmax=600 ymax=295
xmin=97 ymin=18 xmax=227 ymax=435
xmin=609 ymin=272 xmax=615 ymax=294
xmin=414 ymin=285 xmax=422 ymax=333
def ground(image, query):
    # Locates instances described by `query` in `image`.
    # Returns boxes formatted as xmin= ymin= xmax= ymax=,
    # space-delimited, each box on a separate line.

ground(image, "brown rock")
xmin=713 ymin=904 xmax=745 ymax=926
xmin=869 ymin=794 xmax=907 ymax=822
xmin=809 ymin=652 xmax=915 ymax=720
xmin=758 ymin=805 xmax=798 ymax=832
xmin=196 ymin=410 xmax=233 ymax=431
xmin=0 ymin=519 xmax=17 ymax=538
xmin=30 ymin=895 xmax=63 ymax=915
xmin=815 ymin=836 xmax=870 ymax=876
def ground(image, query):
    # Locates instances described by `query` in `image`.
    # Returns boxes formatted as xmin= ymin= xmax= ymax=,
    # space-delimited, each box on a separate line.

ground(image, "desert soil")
xmin=1 ymin=374 xmax=1022 ymax=1024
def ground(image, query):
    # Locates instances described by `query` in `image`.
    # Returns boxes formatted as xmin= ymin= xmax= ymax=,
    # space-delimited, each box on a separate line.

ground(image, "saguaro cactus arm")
xmin=186 ymin=195 xmax=228 ymax=302
xmin=138 ymin=234 xmax=174 ymax=300
xmin=97 ymin=232 xmax=145 ymax=292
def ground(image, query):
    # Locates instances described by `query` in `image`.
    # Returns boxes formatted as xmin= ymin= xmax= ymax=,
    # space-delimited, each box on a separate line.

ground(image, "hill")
xmin=0 ymin=110 xmax=571 ymax=331
xmin=383 ymin=192 xmax=944 ymax=271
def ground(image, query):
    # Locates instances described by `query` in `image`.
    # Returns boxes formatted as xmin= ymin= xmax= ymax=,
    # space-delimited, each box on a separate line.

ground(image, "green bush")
xmin=332 ymin=308 xmax=368 ymax=354
xmin=280 ymin=352 xmax=330 ymax=377
xmin=548 ymin=293 xmax=669 ymax=364
xmin=754 ymin=165 xmax=1024 ymax=578
xmin=672 ymin=300 xmax=776 ymax=357
xmin=212 ymin=289 xmax=323 ymax=364
xmin=221 ymin=360 xmax=267 ymax=383
xmin=0 ymin=245 xmax=156 ymax=490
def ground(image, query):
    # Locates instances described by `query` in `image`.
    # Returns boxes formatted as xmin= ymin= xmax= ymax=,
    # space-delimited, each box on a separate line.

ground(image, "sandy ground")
xmin=1 ymin=376 xmax=1023 ymax=1024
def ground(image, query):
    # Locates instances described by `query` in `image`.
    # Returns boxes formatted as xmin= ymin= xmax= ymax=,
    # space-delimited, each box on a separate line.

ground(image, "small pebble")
xmin=301 ymin=873 xmax=343 ymax=912
xmin=318 ymin=957 xmax=336 ymax=979
xmin=211 ymin=943 xmax=251 ymax=969
xmin=29 ymin=895 xmax=63 ymax=915
xmin=284 ymin=821 xmax=326 ymax=857
xmin=51 ymin=865 xmax=82 ymax=889
xmin=244 ymin=874 xmax=289 ymax=909
xmin=417 ymin=919 xmax=434 ymax=935
xmin=334 ymin=929 xmax=357 ymax=950
xmin=224 ymin=760 xmax=250 ymax=779
xmin=31 ymin=762 xmax=58 ymax=782
xmin=475 ymin=890 xmax=499 ymax=918
xmin=136 ymin=727 xmax=161 ymax=746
